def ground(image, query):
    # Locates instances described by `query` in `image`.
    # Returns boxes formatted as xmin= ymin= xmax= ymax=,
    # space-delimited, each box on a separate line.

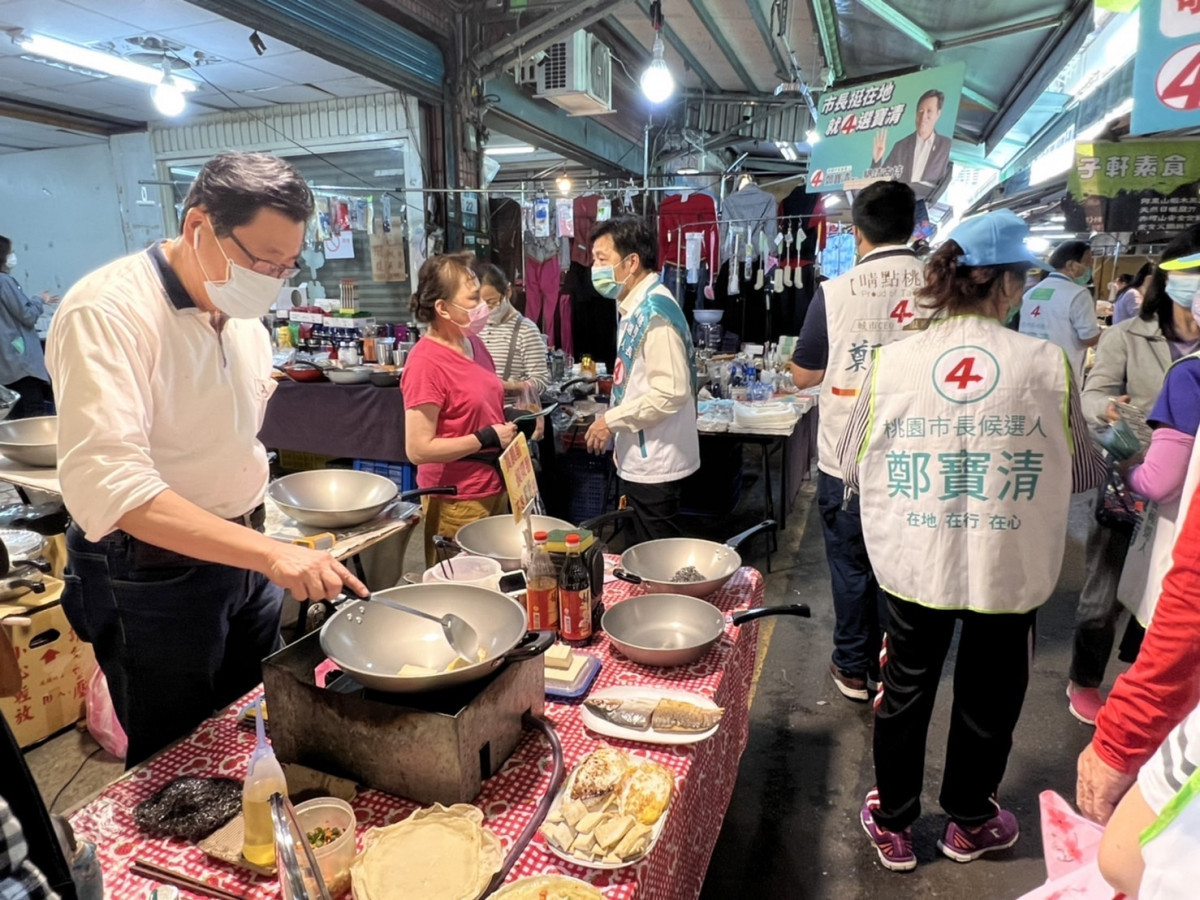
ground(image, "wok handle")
xmin=723 ymin=519 xmax=777 ymax=551
xmin=612 ymin=568 xmax=642 ymax=586
xmin=503 ymin=630 xmax=556 ymax=663
xmin=731 ymin=603 xmax=811 ymax=626
xmin=579 ymin=508 xmax=636 ymax=532
xmin=399 ymin=486 xmax=458 ymax=502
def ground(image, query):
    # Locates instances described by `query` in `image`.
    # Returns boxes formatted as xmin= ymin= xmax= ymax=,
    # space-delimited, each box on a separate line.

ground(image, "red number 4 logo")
xmin=889 ymin=299 xmax=915 ymax=326
xmin=944 ymin=356 xmax=984 ymax=390
xmin=1029 ymin=306 xmax=1041 ymax=318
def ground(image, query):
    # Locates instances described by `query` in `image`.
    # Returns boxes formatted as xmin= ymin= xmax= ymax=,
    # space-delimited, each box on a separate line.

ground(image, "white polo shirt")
xmin=46 ymin=243 xmax=277 ymax=541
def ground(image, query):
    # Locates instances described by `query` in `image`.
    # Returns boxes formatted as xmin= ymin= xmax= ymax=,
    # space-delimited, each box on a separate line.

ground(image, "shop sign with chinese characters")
xmin=1065 ymin=138 xmax=1200 ymax=238
xmin=807 ymin=63 xmax=964 ymax=200
xmin=1133 ymin=0 xmax=1200 ymax=135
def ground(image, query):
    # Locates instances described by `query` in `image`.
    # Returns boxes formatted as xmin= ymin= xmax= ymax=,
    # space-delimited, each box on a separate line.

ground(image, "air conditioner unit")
xmin=534 ymin=30 xmax=613 ymax=116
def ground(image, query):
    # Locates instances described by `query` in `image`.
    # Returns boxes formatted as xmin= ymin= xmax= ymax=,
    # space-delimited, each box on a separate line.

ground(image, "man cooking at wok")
xmin=46 ymin=153 xmax=367 ymax=767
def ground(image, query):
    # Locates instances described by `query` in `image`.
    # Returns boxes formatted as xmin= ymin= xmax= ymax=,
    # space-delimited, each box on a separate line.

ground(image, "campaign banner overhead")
xmin=1063 ymin=138 xmax=1200 ymax=238
xmin=807 ymin=62 xmax=965 ymax=200
xmin=1132 ymin=0 xmax=1200 ymax=135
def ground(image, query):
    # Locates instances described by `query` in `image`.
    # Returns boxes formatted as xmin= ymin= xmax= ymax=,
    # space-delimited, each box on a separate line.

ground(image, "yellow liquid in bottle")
xmin=242 ymin=790 xmax=277 ymax=867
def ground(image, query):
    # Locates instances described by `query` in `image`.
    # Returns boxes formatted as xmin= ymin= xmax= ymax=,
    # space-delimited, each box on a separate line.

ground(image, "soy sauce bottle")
xmin=557 ymin=533 xmax=592 ymax=644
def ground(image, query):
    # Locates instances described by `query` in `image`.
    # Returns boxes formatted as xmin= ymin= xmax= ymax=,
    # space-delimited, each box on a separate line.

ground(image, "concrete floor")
xmin=22 ymin=459 xmax=1115 ymax=899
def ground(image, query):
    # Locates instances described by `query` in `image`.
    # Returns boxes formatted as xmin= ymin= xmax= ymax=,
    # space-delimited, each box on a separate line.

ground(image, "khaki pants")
xmin=421 ymin=493 xmax=509 ymax=567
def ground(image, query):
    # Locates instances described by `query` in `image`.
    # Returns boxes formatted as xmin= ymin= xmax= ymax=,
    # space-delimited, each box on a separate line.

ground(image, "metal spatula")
xmin=362 ymin=593 xmax=481 ymax=664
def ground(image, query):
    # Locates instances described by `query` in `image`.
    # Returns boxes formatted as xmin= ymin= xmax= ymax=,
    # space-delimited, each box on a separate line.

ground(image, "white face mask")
xmin=194 ymin=220 xmax=285 ymax=319
xmin=4 ymin=254 xmax=15 ymax=269
xmin=487 ymin=297 xmax=512 ymax=326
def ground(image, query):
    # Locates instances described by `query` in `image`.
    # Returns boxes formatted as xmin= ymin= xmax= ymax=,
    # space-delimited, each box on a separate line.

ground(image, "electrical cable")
xmin=49 ymin=746 xmax=103 ymax=814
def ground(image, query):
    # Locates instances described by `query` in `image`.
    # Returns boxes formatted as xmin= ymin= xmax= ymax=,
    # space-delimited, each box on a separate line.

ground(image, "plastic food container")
xmin=293 ymin=797 xmax=356 ymax=897
xmin=422 ymin=554 xmax=503 ymax=591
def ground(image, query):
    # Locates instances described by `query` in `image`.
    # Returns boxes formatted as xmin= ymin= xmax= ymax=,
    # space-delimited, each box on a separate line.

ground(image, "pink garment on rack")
xmin=524 ymin=255 xmax=561 ymax=337
xmin=548 ymin=292 xmax=573 ymax=357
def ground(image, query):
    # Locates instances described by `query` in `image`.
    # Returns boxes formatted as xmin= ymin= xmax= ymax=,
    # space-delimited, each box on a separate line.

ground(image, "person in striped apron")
xmin=837 ymin=209 xmax=1106 ymax=871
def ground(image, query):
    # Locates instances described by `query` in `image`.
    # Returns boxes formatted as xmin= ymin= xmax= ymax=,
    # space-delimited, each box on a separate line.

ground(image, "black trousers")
xmin=63 ymin=524 xmax=283 ymax=767
xmin=5 ymin=376 xmax=51 ymax=419
xmin=873 ymin=592 xmax=1036 ymax=832
xmin=621 ymin=478 xmax=683 ymax=544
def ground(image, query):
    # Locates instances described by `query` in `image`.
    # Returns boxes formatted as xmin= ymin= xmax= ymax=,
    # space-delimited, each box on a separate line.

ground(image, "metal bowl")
xmin=0 ymin=416 xmax=57 ymax=467
xmin=326 ymin=367 xmax=372 ymax=385
xmin=268 ymin=469 xmax=398 ymax=528
xmin=454 ymin=514 xmax=576 ymax=570
xmin=369 ymin=370 xmax=399 ymax=388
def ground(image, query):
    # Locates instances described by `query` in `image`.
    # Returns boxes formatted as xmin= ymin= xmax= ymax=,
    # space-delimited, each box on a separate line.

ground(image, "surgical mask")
xmin=194 ymin=222 xmax=285 ymax=319
xmin=450 ymin=299 xmax=489 ymax=336
xmin=1073 ymin=266 xmax=1092 ymax=286
xmin=591 ymin=256 xmax=632 ymax=299
xmin=487 ymin=298 xmax=512 ymax=326
xmin=1167 ymin=272 xmax=1200 ymax=309
xmin=4 ymin=254 xmax=14 ymax=269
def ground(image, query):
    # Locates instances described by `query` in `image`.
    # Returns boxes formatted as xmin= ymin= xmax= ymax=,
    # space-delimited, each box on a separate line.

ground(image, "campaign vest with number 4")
xmin=820 ymin=246 xmax=929 ymax=480
xmin=1117 ymin=352 xmax=1200 ymax=627
xmin=857 ymin=316 xmax=1074 ymax=613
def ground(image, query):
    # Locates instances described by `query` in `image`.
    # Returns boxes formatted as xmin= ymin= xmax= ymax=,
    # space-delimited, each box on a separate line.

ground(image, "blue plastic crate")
xmin=562 ymin=453 xmax=612 ymax=523
xmin=353 ymin=459 xmax=417 ymax=493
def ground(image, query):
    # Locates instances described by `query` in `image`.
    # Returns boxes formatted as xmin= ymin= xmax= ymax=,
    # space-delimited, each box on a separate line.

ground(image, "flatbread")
xmin=350 ymin=803 xmax=502 ymax=900
xmin=490 ymin=875 xmax=603 ymax=900
xmin=569 ymin=748 xmax=629 ymax=800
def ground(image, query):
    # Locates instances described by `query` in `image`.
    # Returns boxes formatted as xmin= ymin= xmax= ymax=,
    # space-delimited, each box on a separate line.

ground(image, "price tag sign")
xmin=499 ymin=434 xmax=540 ymax=524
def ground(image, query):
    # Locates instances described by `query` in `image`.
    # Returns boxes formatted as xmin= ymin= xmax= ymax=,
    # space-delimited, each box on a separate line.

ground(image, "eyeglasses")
xmin=225 ymin=229 xmax=301 ymax=279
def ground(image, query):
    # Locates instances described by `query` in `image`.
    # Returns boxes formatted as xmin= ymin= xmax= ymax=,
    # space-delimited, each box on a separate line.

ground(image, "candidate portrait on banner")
xmin=869 ymin=89 xmax=952 ymax=187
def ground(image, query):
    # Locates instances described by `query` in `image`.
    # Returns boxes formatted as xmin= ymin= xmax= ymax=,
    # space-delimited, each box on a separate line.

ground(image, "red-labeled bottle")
xmin=558 ymin=533 xmax=592 ymax=644
xmin=526 ymin=531 xmax=559 ymax=632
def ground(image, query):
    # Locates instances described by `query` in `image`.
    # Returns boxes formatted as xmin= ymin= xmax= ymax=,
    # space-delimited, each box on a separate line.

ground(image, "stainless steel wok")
xmin=0 ymin=416 xmax=57 ymax=468
xmin=452 ymin=509 xmax=633 ymax=570
xmin=268 ymin=471 xmax=452 ymax=529
xmin=602 ymin=592 xmax=811 ymax=667
xmin=319 ymin=583 xmax=553 ymax=692
xmin=614 ymin=520 xmax=776 ymax=599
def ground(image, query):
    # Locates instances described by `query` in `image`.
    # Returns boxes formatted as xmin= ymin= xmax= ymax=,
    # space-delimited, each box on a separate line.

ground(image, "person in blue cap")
xmin=837 ymin=208 xmax=1106 ymax=872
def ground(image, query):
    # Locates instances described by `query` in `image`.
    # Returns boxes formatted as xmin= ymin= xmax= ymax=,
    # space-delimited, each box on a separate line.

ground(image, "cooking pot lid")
xmin=0 ymin=529 xmax=42 ymax=562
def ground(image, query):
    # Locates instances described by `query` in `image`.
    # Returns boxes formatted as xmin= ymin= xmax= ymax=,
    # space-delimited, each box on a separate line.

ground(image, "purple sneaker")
xmin=861 ymin=792 xmax=916 ymax=872
xmin=938 ymin=808 xmax=1020 ymax=862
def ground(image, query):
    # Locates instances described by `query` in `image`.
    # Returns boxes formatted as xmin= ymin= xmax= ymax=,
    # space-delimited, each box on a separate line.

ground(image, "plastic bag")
xmin=86 ymin=666 xmax=127 ymax=760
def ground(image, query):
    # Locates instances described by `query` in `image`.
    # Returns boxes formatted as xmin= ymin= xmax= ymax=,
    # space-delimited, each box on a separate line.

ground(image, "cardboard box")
xmin=0 ymin=580 xmax=97 ymax=748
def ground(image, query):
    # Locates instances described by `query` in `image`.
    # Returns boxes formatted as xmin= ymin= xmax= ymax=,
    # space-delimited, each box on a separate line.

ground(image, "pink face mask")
xmin=450 ymin=299 xmax=489 ymax=336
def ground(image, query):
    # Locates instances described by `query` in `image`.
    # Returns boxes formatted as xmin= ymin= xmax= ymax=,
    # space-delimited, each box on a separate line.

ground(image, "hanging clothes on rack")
xmin=778 ymin=187 xmax=827 ymax=336
xmin=571 ymin=194 xmax=602 ymax=268
xmin=720 ymin=178 xmax=778 ymax=261
xmin=566 ymin=261 xmax=612 ymax=367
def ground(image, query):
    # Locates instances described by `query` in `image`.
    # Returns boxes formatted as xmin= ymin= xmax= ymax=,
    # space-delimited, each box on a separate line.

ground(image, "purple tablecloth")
xmin=258 ymin=381 xmax=408 ymax=464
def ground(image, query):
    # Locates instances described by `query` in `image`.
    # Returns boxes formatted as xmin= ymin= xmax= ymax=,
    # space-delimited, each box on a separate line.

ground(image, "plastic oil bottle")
xmin=242 ymin=699 xmax=287 ymax=867
xmin=526 ymin=531 xmax=559 ymax=632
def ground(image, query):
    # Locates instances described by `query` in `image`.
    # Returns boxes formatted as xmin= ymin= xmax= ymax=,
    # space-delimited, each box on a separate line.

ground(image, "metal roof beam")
xmin=808 ymin=0 xmax=844 ymax=83
xmin=744 ymin=0 xmax=792 ymax=80
xmin=962 ymin=86 xmax=999 ymax=113
xmin=633 ymin=0 xmax=722 ymax=92
xmin=687 ymin=0 xmax=760 ymax=93
xmin=475 ymin=0 xmax=625 ymax=70
xmin=856 ymin=0 xmax=936 ymax=52
xmin=934 ymin=13 xmax=1067 ymax=51
xmin=480 ymin=3 xmax=625 ymax=78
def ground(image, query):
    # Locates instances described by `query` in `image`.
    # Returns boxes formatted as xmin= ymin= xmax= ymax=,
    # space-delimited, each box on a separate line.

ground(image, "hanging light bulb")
xmin=640 ymin=33 xmax=674 ymax=104
xmin=153 ymin=58 xmax=186 ymax=117
xmin=640 ymin=2 xmax=674 ymax=104
xmin=556 ymin=173 xmax=572 ymax=196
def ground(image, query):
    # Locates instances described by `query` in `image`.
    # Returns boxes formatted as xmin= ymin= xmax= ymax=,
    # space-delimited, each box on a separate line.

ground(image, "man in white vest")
xmin=790 ymin=180 xmax=927 ymax=701
xmin=585 ymin=217 xmax=699 ymax=544
xmin=1019 ymin=239 xmax=1100 ymax=383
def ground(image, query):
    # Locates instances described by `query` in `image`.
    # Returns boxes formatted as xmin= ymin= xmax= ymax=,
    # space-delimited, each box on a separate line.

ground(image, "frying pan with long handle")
xmin=602 ymin=592 xmax=811 ymax=667
xmin=613 ymin=520 xmax=776 ymax=599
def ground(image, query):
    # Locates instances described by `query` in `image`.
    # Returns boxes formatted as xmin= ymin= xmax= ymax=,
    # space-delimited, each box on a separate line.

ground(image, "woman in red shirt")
xmin=402 ymin=253 xmax=516 ymax=565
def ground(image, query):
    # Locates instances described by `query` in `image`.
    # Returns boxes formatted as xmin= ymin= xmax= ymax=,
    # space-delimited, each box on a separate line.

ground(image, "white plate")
xmin=580 ymin=686 xmax=721 ymax=746
xmin=544 ymin=756 xmax=669 ymax=870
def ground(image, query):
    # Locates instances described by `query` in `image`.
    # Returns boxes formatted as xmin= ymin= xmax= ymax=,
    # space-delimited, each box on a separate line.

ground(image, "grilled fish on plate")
xmin=584 ymin=697 xmax=724 ymax=734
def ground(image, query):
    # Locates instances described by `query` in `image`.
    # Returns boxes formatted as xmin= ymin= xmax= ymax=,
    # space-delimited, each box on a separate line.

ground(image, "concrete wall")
xmin=0 ymin=132 xmax=165 ymax=299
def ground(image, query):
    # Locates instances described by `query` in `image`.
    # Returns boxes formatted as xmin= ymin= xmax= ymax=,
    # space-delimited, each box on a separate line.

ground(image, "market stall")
xmin=66 ymin=562 xmax=768 ymax=899
xmin=259 ymin=381 xmax=410 ymax=468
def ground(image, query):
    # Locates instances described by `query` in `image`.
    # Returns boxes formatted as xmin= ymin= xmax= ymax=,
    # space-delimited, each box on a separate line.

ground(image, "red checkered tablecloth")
xmin=69 ymin=561 xmax=765 ymax=899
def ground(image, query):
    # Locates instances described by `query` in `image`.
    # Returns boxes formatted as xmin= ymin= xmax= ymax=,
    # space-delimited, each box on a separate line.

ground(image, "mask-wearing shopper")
xmin=1019 ymin=238 xmax=1101 ymax=383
